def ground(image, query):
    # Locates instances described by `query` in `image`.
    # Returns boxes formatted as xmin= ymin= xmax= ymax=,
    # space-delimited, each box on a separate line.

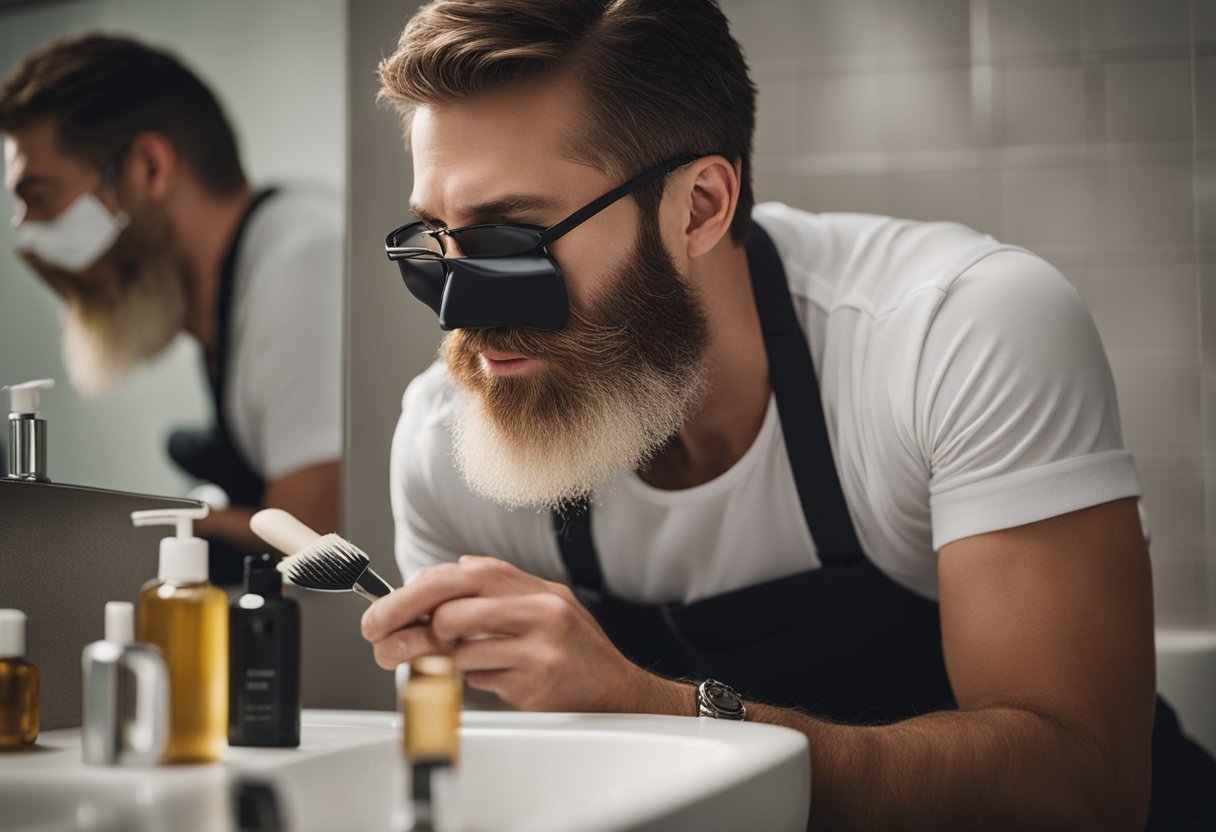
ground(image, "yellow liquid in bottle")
xmin=0 ymin=658 xmax=39 ymax=748
xmin=139 ymin=579 xmax=228 ymax=762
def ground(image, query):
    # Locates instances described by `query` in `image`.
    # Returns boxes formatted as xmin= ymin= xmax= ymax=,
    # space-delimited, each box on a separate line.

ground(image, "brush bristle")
xmin=277 ymin=533 xmax=371 ymax=591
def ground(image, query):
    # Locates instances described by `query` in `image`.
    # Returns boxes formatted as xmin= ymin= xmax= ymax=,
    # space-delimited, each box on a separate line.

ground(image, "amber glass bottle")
xmin=0 ymin=609 xmax=39 ymax=749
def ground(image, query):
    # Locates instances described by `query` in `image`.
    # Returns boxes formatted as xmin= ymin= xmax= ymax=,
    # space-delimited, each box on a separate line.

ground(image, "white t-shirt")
xmin=390 ymin=203 xmax=1142 ymax=602
xmin=224 ymin=187 xmax=343 ymax=481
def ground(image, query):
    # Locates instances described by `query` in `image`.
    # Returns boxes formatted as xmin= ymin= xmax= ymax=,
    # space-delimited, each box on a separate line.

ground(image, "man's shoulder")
xmin=752 ymin=203 xmax=1026 ymax=317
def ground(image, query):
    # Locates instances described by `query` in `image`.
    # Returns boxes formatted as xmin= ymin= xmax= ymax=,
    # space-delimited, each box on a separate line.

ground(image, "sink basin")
xmin=0 ymin=709 xmax=810 ymax=831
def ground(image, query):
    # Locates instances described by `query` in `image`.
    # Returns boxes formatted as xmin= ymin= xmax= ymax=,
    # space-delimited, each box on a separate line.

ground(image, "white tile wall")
xmin=1000 ymin=65 xmax=1087 ymax=145
xmin=988 ymin=0 xmax=1084 ymax=59
xmin=1103 ymin=60 xmax=1193 ymax=143
xmin=727 ymin=0 xmax=1210 ymax=624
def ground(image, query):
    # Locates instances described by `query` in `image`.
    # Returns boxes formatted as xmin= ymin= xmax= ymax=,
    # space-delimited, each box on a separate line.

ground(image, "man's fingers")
xmin=362 ymin=557 xmax=538 ymax=641
xmin=429 ymin=595 xmax=541 ymax=644
xmin=370 ymin=624 xmax=446 ymax=670
xmin=361 ymin=563 xmax=476 ymax=641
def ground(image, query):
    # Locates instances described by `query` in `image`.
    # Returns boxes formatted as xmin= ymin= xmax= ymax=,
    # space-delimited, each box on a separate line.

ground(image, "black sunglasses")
xmin=384 ymin=153 xmax=698 ymax=331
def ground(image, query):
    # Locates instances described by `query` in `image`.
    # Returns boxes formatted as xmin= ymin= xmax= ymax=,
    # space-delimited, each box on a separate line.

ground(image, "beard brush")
xmin=249 ymin=509 xmax=394 ymax=603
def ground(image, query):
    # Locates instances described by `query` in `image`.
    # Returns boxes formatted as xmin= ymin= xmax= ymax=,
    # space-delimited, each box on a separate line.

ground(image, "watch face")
xmin=702 ymin=680 xmax=745 ymax=717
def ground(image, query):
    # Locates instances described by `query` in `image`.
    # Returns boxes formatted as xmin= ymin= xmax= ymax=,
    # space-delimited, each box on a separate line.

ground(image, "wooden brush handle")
xmin=250 ymin=508 xmax=322 ymax=555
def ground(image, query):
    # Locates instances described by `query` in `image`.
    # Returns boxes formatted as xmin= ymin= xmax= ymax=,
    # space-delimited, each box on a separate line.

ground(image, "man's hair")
xmin=0 ymin=34 xmax=245 ymax=195
xmin=378 ymin=0 xmax=756 ymax=243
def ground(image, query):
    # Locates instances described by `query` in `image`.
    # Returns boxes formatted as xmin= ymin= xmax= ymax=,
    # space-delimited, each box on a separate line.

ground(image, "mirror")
xmin=0 ymin=0 xmax=347 ymax=499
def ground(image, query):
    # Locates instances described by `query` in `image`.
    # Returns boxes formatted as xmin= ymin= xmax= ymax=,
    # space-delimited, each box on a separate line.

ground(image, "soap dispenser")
xmin=0 ymin=609 xmax=39 ymax=748
xmin=229 ymin=553 xmax=301 ymax=748
xmin=133 ymin=506 xmax=228 ymax=763
xmin=81 ymin=601 xmax=169 ymax=765
xmin=3 ymin=378 xmax=54 ymax=480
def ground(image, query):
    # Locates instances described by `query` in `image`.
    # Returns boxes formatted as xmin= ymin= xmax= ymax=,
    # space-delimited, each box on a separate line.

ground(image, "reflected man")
xmin=1 ymin=34 xmax=342 ymax=582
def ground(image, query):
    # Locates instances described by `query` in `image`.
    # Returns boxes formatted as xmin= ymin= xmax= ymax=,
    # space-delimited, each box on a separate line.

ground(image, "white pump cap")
xmin=104 ymin=601 xmax=135 ymax=644
xmin=131 ymin=506 xmax=211 ymax=584
xmin=3 ymin=378 xmax=54 ymax=415
xmin=0 ymin=609 xmax=27 ymax=659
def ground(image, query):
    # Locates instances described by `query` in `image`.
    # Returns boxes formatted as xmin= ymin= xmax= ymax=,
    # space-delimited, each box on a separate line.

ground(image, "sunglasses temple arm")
xmin=536 ymin=154 xmax=699 ymax=248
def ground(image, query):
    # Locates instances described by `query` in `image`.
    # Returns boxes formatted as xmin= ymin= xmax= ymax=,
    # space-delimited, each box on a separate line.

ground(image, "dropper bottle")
xmin=0 ymin=610 xmax=38 ymax=748
xmin=133 ymin=506 xmax=228 ymax=763
xmin=403 ymin=655 xmax=462 ymax=832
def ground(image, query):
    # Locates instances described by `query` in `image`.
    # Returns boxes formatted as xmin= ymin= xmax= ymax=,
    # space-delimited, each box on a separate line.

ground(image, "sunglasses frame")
xmin=384 ymin=153 xmax=699 ymax=330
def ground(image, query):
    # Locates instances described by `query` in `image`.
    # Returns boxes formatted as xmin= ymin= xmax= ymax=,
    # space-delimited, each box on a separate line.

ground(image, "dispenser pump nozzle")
xmin=132 ymin=506 xmax=211 ymax=583
xmin=3 ymin=378 xmax=54 ymax=415
xmin=4 ymin=378 xmax=54 ymax=480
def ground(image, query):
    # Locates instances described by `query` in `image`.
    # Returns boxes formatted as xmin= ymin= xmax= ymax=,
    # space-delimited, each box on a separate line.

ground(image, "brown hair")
xmin=378 ymin=0 xmax=756 ymax=243
xmin=0 ymin=34 xmax=245 ymax=195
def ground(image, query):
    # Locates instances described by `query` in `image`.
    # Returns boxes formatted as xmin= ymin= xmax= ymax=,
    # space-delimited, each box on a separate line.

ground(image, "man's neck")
xmin=638 ymin=240 xmax=771 ymax=491
xmin=176 ymin=183 xmax=256 ymax=356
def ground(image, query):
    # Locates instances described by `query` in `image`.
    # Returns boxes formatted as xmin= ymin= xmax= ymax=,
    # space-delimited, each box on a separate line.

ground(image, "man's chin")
xmin=60 ymin=298 xmax=181 ymax=398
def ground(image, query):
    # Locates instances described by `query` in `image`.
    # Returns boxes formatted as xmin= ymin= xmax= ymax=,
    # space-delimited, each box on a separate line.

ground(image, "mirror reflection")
xmin=0 ymin=0 xmax=346 ymax=585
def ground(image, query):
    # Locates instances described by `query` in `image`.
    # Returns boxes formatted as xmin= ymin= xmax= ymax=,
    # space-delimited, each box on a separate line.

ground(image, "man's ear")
xmin=122 ymin=132 xmax=178 ymax=201
xmin=682 ymin=155 xmax=740 ymax=258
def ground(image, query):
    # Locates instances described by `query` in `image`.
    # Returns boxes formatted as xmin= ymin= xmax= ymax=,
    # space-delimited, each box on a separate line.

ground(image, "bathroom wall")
xmin=719 ymin=0 xmax=1216 ymax=627
xmin=0 ymin=0 xmax=346 ymax=496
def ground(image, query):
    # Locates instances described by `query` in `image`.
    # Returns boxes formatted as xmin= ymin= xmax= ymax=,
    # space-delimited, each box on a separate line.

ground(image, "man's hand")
xmin=361 ymin=556 xmax=683 ymax=713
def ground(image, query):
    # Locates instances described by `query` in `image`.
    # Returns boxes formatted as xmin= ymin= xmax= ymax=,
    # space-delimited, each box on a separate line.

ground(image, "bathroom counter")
xmin=0 ymin=708 xmax=811 ymax=832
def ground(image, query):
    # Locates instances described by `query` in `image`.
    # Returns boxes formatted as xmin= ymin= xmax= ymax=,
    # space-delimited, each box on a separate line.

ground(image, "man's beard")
xmin=22 ymin=203 xmax=186 ymax=398
xmin=443 ymin=223 xmax=709 ymax=511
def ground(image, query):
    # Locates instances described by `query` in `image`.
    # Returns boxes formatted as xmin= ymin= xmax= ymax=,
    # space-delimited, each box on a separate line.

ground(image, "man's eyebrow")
xmin=410 ymin=194 xmax=566 ymax=228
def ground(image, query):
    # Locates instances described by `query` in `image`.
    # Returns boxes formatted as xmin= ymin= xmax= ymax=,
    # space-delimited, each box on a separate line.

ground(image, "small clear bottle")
xmin=133 ymin=507 xmax=227 ymax=763
xmin=81 ymin=601 xmax=169 ymax=765
xmin=0 ymin=609 xmax=39 ymax=749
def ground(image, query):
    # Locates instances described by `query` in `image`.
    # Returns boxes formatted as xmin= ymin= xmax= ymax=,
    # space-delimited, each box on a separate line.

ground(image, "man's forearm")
xmin=641 ymin=677 xmax=1143 ymax=831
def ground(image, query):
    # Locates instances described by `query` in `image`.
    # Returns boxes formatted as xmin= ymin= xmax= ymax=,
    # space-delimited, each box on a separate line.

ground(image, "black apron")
xmin=552 ymin=224 xmax=1215 ymax=826
xmin=168 ymin=188 xmax=279 ymax=585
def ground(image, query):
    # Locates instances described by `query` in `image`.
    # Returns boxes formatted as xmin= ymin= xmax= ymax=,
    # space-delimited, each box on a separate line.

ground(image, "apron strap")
xmin=746 ymin=223 xmax=863 ymax=566
xmin=211 ymin=187 xmax=280 ymax=430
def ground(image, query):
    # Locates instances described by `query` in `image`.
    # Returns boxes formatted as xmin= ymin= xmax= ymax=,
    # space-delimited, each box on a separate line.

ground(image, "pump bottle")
xmin=134 ymin=506 xmax=227 ymax=763
xmin=81 ymin=601 xmax=169 ymax=765
xmin=229 ymin=553 xmax=301 ymax=747
xmin=0 ymin=609 xmax=38 ymax=748
xmin=3 ymin=378 xmax=54 ymax=480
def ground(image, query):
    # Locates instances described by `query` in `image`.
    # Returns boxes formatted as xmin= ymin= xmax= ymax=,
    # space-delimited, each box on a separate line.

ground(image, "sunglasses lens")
xmin=389 ymin=225 xmax=444 ymax=253
xmin=448 ymin=225 xmax=542 ymax=257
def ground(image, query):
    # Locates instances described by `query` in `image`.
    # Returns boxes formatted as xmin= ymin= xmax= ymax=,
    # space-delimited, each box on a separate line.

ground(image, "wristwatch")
xmin=696 ymin=679 xmax=746 ymax=720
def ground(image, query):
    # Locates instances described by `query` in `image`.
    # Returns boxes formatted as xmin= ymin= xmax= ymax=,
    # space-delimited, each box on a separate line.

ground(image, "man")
xmin=361 ymin=1 xmax=1215 ymax=828
xmin=1 ymin=35 xmax=341 ymax=583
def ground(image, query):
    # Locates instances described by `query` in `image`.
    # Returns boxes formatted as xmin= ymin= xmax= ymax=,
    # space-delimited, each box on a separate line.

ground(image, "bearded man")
xmin=361 ymin=1 xmax=1215 ymax=829
xmin=1 ymin=34 xmax=341 ymax=582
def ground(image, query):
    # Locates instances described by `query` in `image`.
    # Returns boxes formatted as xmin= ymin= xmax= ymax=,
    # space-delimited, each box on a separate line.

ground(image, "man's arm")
xmin=642 ymin=497 xmax=1156 ymax=830
xmin=363 ymin=497 xmax=1154 ymax=830
xmin=196 ymin=459 xmax=341 ymax=552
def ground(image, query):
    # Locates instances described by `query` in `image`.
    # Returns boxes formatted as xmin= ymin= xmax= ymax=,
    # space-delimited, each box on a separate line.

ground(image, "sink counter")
xmin=0 ymin=709 xmax=810 ymax=832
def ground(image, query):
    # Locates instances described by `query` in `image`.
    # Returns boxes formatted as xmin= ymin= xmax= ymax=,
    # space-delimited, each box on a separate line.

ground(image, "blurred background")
xmin=0 ymin=0 xmax=1213 ymax=714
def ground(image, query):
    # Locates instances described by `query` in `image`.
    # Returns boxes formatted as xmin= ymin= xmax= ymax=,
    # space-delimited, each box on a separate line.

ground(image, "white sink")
xmin=0 ymin=709 xmax=810 ymax=832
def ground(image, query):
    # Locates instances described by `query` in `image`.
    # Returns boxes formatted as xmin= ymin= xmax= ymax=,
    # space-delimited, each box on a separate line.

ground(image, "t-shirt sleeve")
xmin=391 ymin=372 xmax=464 ymax=583
xmin=240 ymin=232 xmax=343 ymax=480
xmin=919 ymin=250 xmax=1141 ymax=550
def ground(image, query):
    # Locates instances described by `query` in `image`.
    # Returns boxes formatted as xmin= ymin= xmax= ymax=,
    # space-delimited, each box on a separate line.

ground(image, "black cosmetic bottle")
xmin=229 ymin=554 xmax=301 ymax=747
